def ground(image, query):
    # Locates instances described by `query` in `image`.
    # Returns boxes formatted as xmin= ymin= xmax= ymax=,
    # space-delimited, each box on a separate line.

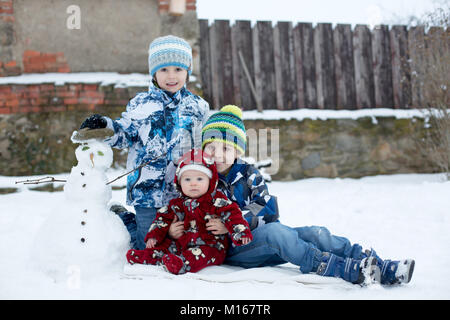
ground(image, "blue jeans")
xmin=118 ymin=206 xmax=158 ymax=250
xmin=225 ymin=222 xmax=363 ymax=273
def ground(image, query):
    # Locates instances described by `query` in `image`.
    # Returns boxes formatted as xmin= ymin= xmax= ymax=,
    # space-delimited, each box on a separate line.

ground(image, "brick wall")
xmin=0 ymin=82 xmax=142 ymax=114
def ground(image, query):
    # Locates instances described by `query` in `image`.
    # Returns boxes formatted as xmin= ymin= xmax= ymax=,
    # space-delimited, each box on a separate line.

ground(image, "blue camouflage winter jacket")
xmin=217 ymin=158 xmax=279 ymax=230
xmin=104 ymin=82 xmax=209 ymax=208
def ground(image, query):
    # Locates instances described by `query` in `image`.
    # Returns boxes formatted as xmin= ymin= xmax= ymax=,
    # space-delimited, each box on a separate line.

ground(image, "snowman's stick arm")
xmin=15 ymin=176 xmax=67 ymax=185
xmin=106 ymin=152 xmax=167 ymax=185
xmin=15 ymin=153 xmax=168 ymax=186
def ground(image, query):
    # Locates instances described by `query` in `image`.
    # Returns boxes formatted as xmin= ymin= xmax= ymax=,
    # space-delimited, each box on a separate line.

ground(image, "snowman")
xmin=31 ymin=128 xmax=130 ymax=283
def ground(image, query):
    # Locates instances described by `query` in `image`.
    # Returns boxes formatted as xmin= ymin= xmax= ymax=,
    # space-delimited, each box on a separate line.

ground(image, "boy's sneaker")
xmin=364 ymin=249 xmax=415 ymax=285
xmin=316 ymin=253 xmax=381 ymax=285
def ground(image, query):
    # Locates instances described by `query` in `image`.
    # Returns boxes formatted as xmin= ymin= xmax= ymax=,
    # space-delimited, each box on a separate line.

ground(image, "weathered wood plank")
xmin=209 ymin=22 xmax=220 ymax=109
xmin=372 ymin=25 xmax=394 ymax=108
xmin=390 ymin=25 xmax=411 ymax=108
xmin=314 ymin=23 xmax=336 ymax=109
xmin=334 ymin=24 xmax=356 ymax=109
xmin=213 ymin=20 xmax=234 ymax=107
xmin=253 ymin=21 xmax=276 ymax=109
xmin=199 ymin=19 xmax=212 ymax=106
xmin=407 ymin=26 xmax=425 ymax=107
xmin=293 ymin=23 xmax=317 ymax=108
xmin=274 ymin=21 xmax=296 ymax=109
xmin=231 ymin=20 xmax=255 ymax=110
xmin=353 ymin=25 xmax=375 ymax=108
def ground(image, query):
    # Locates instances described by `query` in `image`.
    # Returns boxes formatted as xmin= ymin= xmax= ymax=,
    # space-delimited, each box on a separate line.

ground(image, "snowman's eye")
xmin=97 ymin=151 xmax=104 ymax=156
xmin=82 ymin=146 xmax=90 ymax=151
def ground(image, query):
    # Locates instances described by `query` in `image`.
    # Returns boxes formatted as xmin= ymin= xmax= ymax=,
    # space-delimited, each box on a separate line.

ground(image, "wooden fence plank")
xmin=199 ymin=19 xmax=212 ymax=105
xmin=407 ymin=26 xmax=425 ymax=107
xmin=253 ymin=21 xmax=276 ymax=109
xmin=231 ymin=23 xmax=242 ymax=108
xmin=353 ymin=25 xmax=375 ymax=108
xmin=293 ymin=23 xmax=317 ymax=108
xmin=390 ymin=25 xmax=411 ymax=108
xmin=231 ymin=20 xmax=255 ymax=110
xmin=213 ymin=20 xmax=234 ymax=107
xmin=209 ymin=22 xmax=220 ymax=109
xmin=372 ymin=25 xmax=394 ymax=108
xmin=274 ymin=21 xmax=297 ymax=110
xmin=201 ymin=19 xmax=431 ymax=110
xmin=334 ymin=24 xmax=356 ymax=109
xmin=425 ymin=27 xmax=448 ymax=107
xmin=314 ymin=23 xmax=336 ymax=109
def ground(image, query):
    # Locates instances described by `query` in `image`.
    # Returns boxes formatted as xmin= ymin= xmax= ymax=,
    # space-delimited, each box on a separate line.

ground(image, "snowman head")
xmin=75 ymin=140 xmax=113 ymax=170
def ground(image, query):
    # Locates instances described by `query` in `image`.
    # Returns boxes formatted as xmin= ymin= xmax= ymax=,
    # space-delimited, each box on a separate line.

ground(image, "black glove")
xmin=80 ymin=114 xmax=107 ymax=130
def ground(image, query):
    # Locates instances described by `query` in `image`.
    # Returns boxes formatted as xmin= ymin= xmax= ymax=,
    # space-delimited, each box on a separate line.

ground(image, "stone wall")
xmin=0 ymin=107 xmax=438 ymax=179
xmin=250 ymin=117 xmax=435 ymax=181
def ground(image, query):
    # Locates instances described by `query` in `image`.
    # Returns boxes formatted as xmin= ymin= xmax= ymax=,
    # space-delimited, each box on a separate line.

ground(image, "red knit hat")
xmin=174 ymin=149 xmax=218 ymax=195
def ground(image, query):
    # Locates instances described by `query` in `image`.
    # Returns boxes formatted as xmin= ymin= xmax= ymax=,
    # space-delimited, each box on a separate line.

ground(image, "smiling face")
xmin=154 ymin=66 xmax=188 ymax=93
xmin=179 ymin=170 xmax=210 ymax=198
xmin=203 ymin=141 xmax=238 ymax=174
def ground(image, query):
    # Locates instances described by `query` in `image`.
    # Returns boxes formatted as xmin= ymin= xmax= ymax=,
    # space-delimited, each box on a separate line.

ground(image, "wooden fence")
xmin=199 ymin=19 xmax=447 ymax=111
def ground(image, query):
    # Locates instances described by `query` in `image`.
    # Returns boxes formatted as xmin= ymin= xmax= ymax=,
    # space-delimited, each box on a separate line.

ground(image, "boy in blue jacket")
xmin=179 ymin=105 xmax=414 ymax=285
xmin=80 ymin=35 xmax=209 ymax=250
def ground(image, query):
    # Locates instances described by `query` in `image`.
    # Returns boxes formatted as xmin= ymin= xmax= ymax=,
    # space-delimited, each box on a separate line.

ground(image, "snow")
xmin=0 ymin=72 xmax=151 ymax=88
xmin=242 ymin=108 xmax=433 ymax=121
xmin=1 ymin=171 xmax=449 ymax=299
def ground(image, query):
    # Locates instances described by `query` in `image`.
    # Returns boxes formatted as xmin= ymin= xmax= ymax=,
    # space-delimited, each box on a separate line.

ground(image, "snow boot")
xmin=162 ymin=254 xmax=188 ymax=275
xmin=316 ymin=253 xmax=381 ymax=285
xmin=126 ymin=249 xmax=157 ymax=265
xmin=363 ymin=249 xmax=415 ymax=285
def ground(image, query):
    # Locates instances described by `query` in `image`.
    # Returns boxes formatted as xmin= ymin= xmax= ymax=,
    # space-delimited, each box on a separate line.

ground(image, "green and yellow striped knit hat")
xmin=201 ymin=105 xmax=246 ymax=155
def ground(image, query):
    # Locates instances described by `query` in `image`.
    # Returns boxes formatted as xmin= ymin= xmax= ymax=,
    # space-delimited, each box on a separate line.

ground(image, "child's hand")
xmin=146 ymin=238 xmax=157 ymax=249
xmin=168 ymin=216 xmax=184 ymax=240
xmin=206 ymin=218 xmax=228 ymax=235
xmin=240 ymin=237 xmax=251 ymax=245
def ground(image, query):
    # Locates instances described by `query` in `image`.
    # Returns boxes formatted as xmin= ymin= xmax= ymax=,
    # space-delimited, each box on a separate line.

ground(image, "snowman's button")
xmin=81 ymin=238 xmax=86 ymax=243
xmin=81 ymin=221 xmax=86 ymax=225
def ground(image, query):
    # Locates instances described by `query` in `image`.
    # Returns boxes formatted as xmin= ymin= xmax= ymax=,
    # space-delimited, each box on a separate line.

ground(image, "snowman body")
xmin=32 ymin=134 xmax=130 ymax=281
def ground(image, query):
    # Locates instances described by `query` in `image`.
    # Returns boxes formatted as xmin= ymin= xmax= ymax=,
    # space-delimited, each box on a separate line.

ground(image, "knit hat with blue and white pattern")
xmin=148 ymin=35 xmax=193 ymax=77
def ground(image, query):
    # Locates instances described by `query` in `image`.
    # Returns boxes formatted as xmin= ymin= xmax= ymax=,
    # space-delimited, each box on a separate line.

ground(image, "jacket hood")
xmin=174 ymin=149 xmax=218 ymax=198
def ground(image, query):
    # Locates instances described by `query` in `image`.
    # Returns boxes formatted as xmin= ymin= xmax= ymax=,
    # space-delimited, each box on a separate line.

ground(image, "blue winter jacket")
xmin=217 ymin=158 xmax=279 ymax=230
xmin=104 ymin=82 xmax=209 ymax=208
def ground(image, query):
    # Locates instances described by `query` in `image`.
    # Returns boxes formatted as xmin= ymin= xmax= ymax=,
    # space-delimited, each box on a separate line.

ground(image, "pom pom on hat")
xmin=201 ymin=105 xmax=246 ymax=155
xmin=220 ymin=105 xmax=243 ymax=119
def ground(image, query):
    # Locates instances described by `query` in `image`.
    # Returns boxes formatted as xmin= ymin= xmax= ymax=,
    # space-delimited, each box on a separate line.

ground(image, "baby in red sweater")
xmin=126 ymin=149 xmax=252 ymax=274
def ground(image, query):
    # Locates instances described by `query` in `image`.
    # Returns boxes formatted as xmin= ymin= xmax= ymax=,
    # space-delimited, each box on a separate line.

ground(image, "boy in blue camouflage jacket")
xmin=80 ymin=35 xmax=209 ymax=250
xmin=184 ymin=105 xmax=414 ymax=286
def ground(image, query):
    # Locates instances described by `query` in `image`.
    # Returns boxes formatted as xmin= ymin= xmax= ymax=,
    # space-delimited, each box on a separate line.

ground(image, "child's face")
xmin=179 ymin=170 xmax=210 ymax=198
xmin=204 ymin=141 xmax=238 ymax=174
xmin=154 ymin=66 xmax=188 ymax=93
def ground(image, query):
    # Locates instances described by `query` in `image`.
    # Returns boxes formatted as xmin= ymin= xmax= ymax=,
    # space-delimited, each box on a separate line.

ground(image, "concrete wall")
xmin=2 ymin=0 xmax=199 ymax=75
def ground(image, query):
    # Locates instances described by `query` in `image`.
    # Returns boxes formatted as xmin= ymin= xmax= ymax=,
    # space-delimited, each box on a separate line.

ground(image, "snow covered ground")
xmin=1 ymin=171 xmax=449 ymax=300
